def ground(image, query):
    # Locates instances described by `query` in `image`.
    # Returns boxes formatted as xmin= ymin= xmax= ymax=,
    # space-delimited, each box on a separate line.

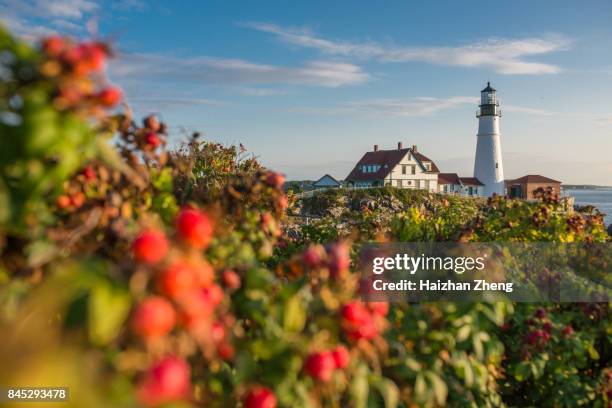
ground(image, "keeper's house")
xmin=345 ymin=143 xmax=439 ymax=192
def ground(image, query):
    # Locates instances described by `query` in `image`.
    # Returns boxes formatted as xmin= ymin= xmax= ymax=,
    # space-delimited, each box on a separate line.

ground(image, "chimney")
xmin=397 ymin=142 xmax=403 ymax=150
xmin=373 ymin=144 xmax=379 ymax=152
xmin=412 ymin=145 xmax=417 ymax=152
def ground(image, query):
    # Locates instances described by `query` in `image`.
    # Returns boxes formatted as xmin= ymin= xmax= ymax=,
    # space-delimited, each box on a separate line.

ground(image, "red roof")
xmin=506 ymin=175 xmax=561 ymax=184
xmin=459 ymin=177 xmax=484 ymax=186
xmin=346 ymin=147 xmax=439 ymax=181
xmin=438 ymin=173 xmax=461 ymax=185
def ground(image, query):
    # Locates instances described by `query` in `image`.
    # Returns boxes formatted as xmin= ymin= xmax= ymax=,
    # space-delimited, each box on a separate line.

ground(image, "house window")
xmin=411 ymin=165 xmax=416 ymax=175
xmin=402 ymin=165 xmax=407 ymax=175
xmin=424 ymin=163 xmax=431 ymax=171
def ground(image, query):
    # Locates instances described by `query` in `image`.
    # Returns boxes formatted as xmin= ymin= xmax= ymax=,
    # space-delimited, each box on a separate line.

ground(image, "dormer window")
xmin=361 ymin=165 xmax=381 ymax=173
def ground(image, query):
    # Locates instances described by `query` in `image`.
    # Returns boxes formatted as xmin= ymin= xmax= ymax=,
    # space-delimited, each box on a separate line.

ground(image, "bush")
xmin=0 ymin=27 xmax=610 ymax=407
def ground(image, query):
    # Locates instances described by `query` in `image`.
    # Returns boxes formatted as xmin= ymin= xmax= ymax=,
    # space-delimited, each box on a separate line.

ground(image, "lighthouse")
xmin=474 ymin=82 xmax=504 ymax=196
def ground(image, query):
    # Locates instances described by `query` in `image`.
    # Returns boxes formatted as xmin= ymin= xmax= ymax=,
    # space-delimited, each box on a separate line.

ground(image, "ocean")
xmin=564 ymin=189 xmax=612 ymax=227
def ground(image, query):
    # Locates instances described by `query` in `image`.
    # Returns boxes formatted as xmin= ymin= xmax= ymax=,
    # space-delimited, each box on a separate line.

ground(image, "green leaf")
xmin=531 ymin=359 xmax=547 ymax=379
xmin=405 ymin=357 xmax=422 ymax=372
xmin=245 ymin=267 xmax=275 ymax=290
xmin=88 ymin=282 xmax=131 ymax=345
xmin=283 ymin=294 xmax=306 ymax=333
xmin=350 ymin=364 xmax=369 ymax=408
xmin=514 ymin=361 xmax=532 ymax=382
xmin=456 ymin=325 xmax=471 ymax=341
xmin=414 ymin=373 xmax=426 ymax=400
xmin=426 ymin=372 xmax=448 ymax=406
xmin=372 ymin=377 xmax=399 ymax=408
xmin=586 ymin=343 xmax=600 ymax=360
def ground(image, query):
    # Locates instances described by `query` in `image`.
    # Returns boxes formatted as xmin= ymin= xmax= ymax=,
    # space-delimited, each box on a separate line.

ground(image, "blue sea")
xmin=564 ymin=189 xmax=612 ymax=227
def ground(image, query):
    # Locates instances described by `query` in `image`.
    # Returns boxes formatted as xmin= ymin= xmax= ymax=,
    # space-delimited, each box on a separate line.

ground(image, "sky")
xmin=2 ymin=0 xmax=612 ymax=185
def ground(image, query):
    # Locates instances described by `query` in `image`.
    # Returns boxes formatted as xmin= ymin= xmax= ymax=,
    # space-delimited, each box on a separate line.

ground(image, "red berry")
xmin=327 ymin=242 xmax=351 ymax=279
xmin=525 ymin=331 xmax=538 ymax=345
xmin=157 ymin=262 xmax=198 ymax=299
xmin=563 ymin=325 xmax=574 ymax=337
xmin=222 ymin=269 xmax=241 ymax=290
xmin=144 ymin=132 xmax=161 ymax=148
xmin=200 ymin=284 xmax=224 ymax=307
xmin=534 ymin=308 xmax=546 ymax=319
xmin=331 ymin=345 xmax=350 ymax=369
xmin=81 ymin=166 xmax=96 ymax=181
xmin=341 ymin=302 xmax=378 ymax=340
xmin=62 ymin=45 xmax=84 ymax=65
xmin=84 ymin=42 xmax=106 ymax=71
xmin=217 ymin=342 xmax=235 ymax=360
xmin=56 ymin=86 xmax=82 ymax=107
xmin=265 ymin=172 xmax=285 ymax=188
xmin=144 ymin=115 xmax=161 ymax=132
xmin=176 ymin=208 xmax=213 ymax=249
xmin=70 ymin=192 xmax=85 ymax=208
xmin=177 ymin=295 xmax=214 ymax=331
xmin=131 ymin=297 xmax=176 ymax=338
xmin=244 ymin=386 xmax=277 ymax=408
xmin=56 ymin=194 xmax=71 ymax=209
xmin=261 ymin=212 xmax=274 ymax=232
xmin=137 ymin=356 xmax=190 ymax=407
xmin=132 ymin=230 xmax=169 ymax=264
xmin=41 ymin=36 xmax=65 ymax=57
xmin=341 ymin=302 xmax=370 ymax=325
xmin=157 ymin=262 xmax=209 ymax=300
xmin=211 ymin=321 xmax=225 ymax=343
xmin=367 ymin=302 xmax=389 ymax=317
xmin=97 ymin=87 xmax=122 ymax=107
xmin=302 ymin=245 xmax=324 ymax=268
xmin=304 ymin=351 xmax=336 ymax=382
xmin=346 ymin=318 xmax=378 ymax=341
xmin=278 ymin=195 xmax=288 ymax=210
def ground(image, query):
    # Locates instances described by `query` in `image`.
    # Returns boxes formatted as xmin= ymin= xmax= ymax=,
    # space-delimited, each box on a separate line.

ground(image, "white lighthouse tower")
xmin=474 ymin=82 xmax=504 ymax=196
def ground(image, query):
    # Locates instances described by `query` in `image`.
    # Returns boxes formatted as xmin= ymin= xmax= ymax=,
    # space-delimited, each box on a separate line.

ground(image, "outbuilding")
xmin=505 ymin=175 xmax=561 ymax=199
xmin=312 ymin=174 xmax=341 ymax=189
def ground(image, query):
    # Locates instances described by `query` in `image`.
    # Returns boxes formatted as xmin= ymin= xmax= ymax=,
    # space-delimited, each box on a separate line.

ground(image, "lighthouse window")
xmin=496 ymin=163 xmax=498 ymax=169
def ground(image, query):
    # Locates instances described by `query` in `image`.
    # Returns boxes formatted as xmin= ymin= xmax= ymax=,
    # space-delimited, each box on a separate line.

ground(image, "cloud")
xmin=503 ymin=105 xmax=556 ymax=115
xmin=111 ymin=52 xmax=370 ymax=87
xmin=244 ymin=22 xmax=571 ymax=75
xmin=290 ymin=96 xmax=558 ymax=117
xmin=291 ymin=96 xmax=476 ymax=117
xmin=111 ymin=0 xmax=147 ymax=11
xmin=0 ymin=0 xmax=98 ymax=39
xmin=126 ymin=96 xmax=227 ymax=109
xmin=233 ymin=87 xmax=286 ymax=96
xmin=592 ymin=114 xmax=612 ymax=124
